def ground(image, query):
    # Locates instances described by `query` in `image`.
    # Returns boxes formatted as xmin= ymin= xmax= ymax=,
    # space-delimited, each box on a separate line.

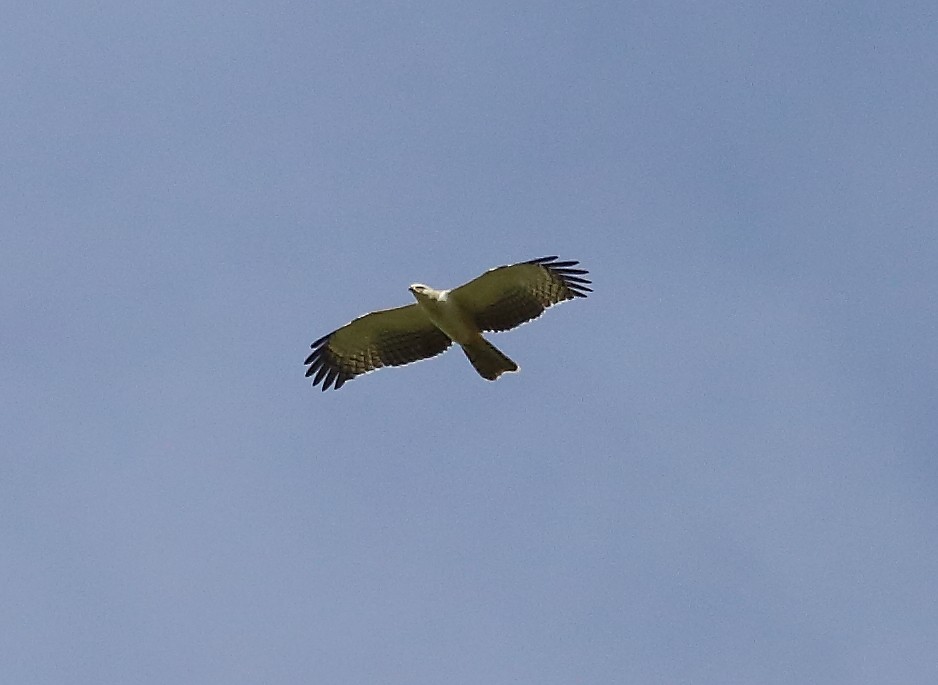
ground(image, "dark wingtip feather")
xmin=312 ymin=362 xmax=331 ymax=386
xmin=306 ymin=330 xmax=352 ymax=390
xmin=530 ymin=256 xmax=592 ymax=299
xmin=305 ymin=356 xmax=325 ymax=377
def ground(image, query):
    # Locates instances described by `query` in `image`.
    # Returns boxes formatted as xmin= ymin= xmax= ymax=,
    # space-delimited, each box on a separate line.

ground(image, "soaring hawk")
xmin=304 ymin=256 xmax=591 ymax=391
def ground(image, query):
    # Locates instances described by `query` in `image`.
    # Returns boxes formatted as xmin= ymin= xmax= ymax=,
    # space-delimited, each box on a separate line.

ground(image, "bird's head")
xmin=408 ymin=283 xmax=432 ymax=301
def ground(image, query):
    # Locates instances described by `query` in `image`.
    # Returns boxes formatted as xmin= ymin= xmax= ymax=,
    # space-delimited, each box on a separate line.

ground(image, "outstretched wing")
xmin=304 ymin=304 xmax=453 ymax=390
xmin=448 ymin=256 xmax=591 ymax=333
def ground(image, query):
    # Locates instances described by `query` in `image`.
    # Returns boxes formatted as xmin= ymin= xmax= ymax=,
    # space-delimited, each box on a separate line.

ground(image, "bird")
xmin=304 ymin=256 xmax=591 ymax=390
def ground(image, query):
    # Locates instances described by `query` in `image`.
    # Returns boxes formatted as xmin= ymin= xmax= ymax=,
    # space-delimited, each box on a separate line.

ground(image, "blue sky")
xmin=3 ymin=2 xmax=937 ymax=683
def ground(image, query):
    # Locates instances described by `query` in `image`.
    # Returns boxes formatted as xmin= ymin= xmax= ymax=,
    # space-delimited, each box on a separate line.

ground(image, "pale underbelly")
xmin=418 ymin=300 xmax=478 ymax=344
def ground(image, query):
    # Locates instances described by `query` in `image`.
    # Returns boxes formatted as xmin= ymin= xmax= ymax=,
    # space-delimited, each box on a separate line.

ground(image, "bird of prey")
xmin=304 ymin=256 xmax=591 ymax=390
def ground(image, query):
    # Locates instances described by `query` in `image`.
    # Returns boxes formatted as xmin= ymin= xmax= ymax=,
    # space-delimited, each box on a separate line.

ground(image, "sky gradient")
xmin=3 ymin=2 xmax=938 ymax=683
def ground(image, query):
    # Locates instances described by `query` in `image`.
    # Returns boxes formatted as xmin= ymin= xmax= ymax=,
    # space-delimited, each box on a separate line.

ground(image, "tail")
xmin=461 ymin=338 xmax=519 ymax=381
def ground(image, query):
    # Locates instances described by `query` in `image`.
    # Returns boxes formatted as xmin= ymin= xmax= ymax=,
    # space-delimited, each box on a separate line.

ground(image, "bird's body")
xmin=408 ymin=284 xmax=519 ymax=380
xmin=407 ymin=286 xmax=475 ymax=344
xmin=305 ymin=256 xmax=590 ymax=390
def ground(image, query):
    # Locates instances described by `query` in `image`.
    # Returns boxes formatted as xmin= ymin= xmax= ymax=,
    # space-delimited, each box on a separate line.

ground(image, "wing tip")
xmin=304 ymin=341 xmax=348 ymax=390
xmin=529 ymin=255 xmax=592 ymax=298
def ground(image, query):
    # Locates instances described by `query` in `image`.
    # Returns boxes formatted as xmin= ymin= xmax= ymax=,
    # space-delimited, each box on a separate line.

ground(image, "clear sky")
xmin=3 ymin=2 xmax=937 ymax=683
